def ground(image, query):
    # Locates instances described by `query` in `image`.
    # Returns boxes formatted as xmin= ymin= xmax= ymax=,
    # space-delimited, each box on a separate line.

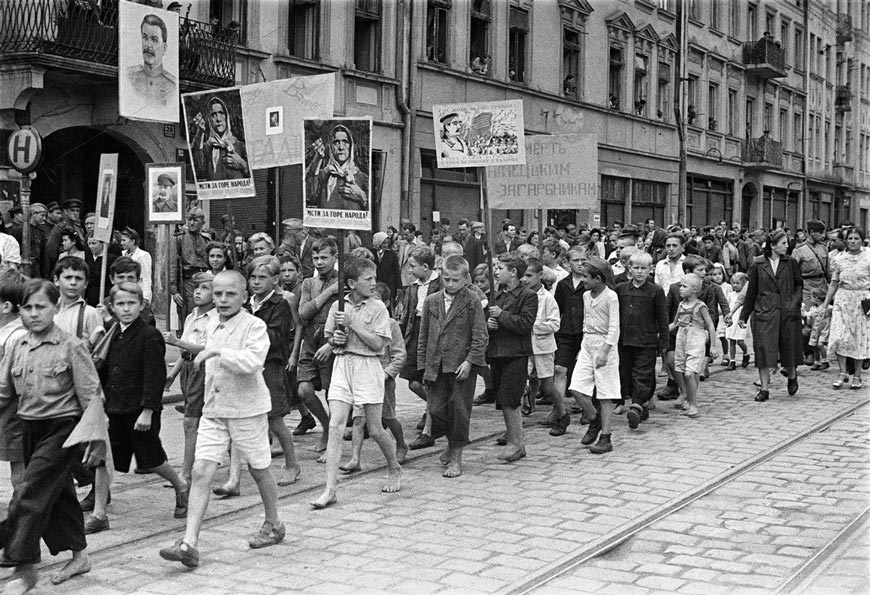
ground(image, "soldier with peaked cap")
xmin=792 ymin=219 xmax=829 ymax=305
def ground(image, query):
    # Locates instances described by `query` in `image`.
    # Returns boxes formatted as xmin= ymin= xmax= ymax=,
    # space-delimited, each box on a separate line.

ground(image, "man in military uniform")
xmin=792 ymin=219 xmax=829 ymax=306
xmin=127 ymin=14 xmax=177 ymax=109
xmin=152 ymin=173 xmax=178 ymax=213
xmin=28 ymin=203 xmax=50 ymax=279
xmin=170 ymin=208 xmax=210 ymax=325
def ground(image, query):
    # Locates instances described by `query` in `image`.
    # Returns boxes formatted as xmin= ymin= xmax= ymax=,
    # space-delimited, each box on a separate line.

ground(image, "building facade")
xmin=1 ymin=0 xmax=868 ymax=247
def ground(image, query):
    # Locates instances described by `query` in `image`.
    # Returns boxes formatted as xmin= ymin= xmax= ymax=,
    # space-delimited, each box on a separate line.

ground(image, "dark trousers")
xmin=619 ymin=346 xmax=658 ymax=407
xmin=0 ymin=417 xmax=87 ymax=565
xmin=427 ymin=369 xmax=477 ymax=447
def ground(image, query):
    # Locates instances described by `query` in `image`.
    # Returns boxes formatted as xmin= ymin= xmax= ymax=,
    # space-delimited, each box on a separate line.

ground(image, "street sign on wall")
xmin=6 ymin=127 xmax=43 ymax=174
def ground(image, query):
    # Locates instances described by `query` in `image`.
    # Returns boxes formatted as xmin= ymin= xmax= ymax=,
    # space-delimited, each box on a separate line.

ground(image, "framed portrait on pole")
xmin=146 ymin=163 xmax=185 ymax=224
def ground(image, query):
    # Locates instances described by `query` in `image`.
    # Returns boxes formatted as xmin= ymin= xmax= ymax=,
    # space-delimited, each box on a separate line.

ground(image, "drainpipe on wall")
xmin=674 ymin=0 xmax=689 ymax=225
xmin=394 ymin=0 xmax=414 ymax=222
xmin=801 ymin=0 xmax=809 ymax=227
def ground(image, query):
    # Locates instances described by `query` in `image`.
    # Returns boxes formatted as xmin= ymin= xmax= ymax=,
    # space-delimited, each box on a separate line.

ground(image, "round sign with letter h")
xmin=6 ymin=127 xmax=43 ymax=174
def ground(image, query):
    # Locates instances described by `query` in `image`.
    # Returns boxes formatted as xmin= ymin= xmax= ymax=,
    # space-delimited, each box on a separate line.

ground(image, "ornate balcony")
xmin=742 ymin=135 xmax=783 ymax=169
xmin=741 ymin=37 xmax=786 ymax=79
xmin=0 ymin=0 xmax=235 ymax=87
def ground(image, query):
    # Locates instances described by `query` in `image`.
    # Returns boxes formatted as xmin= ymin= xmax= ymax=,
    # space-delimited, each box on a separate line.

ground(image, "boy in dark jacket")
xmin=487 ymin=253 xmax=537 ymax=462
xmin=87 ymin=282 xmax=188 ymax=535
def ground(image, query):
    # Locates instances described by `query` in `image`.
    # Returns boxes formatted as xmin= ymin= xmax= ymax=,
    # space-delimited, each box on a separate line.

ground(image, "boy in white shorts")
xmin=159 ymin=271 xmax=284 ymax=569
xmin=568 ymin=257 xmax=621 ymax=454
xmin=311 ymin=258 xmax=401 ymax=509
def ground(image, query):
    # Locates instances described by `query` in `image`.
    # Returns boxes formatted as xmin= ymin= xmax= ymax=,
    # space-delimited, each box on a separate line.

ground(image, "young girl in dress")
xmin=711 ymin=263 xmax=732 ymax=366
xmin=725 ymin=272 xmax=751 ymax=370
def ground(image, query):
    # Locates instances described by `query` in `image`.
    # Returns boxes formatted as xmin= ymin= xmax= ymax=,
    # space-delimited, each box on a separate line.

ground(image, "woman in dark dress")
xmin=738 ymin=229 xmax=803 ymax=402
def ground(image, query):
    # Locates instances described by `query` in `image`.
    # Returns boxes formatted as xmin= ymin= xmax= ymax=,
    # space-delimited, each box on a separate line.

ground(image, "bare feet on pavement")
xmin=382 ymin=469 xmax=401 ymax=493
xmin=310 ymin=490 xmax=337 ymax=509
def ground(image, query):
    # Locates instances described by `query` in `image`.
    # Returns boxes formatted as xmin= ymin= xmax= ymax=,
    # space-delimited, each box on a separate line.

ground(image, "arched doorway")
xmin=31 ymin=127 xmax=149 ymax=235
xmin=741 ymin=182 xmax=758 ymax=230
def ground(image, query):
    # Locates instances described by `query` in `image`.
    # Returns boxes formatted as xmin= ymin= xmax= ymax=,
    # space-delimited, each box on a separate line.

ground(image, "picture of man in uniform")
xmin=127 ymin=14 xmax=177 ymax=109
xmin=439 ymin=112 xmax=468 ymax=158
xmin=152 ymin=173 xmax=178 ymax=213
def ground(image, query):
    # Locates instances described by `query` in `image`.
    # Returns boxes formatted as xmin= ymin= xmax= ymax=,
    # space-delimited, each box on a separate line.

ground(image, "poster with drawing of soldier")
xmin=119 ymin=1 xmax=179 ymax=123
xmin=181 ymin=87 xmax=255 ymax=199
xmin=432 ymin=99 xmax=526 ymax=169
xmin=302 ymin=118 xmax=372 ymax=231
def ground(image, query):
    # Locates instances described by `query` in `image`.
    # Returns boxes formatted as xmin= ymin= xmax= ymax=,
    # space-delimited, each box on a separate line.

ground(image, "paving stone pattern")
xmin=2 ymin=366 xmax=867 ymax=594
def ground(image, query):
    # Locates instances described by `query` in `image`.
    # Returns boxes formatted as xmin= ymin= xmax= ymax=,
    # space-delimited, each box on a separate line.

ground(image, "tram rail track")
xmin=504 ymin=397 xmax=870 ymax=595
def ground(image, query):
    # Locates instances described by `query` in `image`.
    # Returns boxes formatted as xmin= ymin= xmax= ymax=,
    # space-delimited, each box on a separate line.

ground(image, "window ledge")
xmin=271 ymin=53 xmax=334 ymax=71
xmin=635 ymin=0 xmax=656 ymax=14
xmin=709 ymin=28 xmax=726 ymax=37
xmin=658 ymin=9 xmax=676 ymax=23
xmin=688 ymin=17 xmax=705 ymax=28
xmin=727 ymin=35 xmax=742 ymax=45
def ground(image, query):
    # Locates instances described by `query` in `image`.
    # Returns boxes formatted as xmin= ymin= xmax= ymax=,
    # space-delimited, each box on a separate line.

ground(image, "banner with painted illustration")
xmin=240 ymin=73 xmax=335 ymax=169
xmin=93 ymin=154 xmax=119 ymax=243
xmin=181 ymin=87 xmax=256 ymax=199
xmin=485 ymin=134 xmax=598 ymax=210
xmin=432 ymin=99 xmax=526 ymax=169
xmin=302 ymin=118 xmax=372 ymax=231
xmin=118 ymin=1 xmax=179 ymax=123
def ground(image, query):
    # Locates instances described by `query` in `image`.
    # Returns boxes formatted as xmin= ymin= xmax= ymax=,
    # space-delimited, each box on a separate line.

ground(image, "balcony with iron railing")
xmin=0 ymin=0 xmax=235 ymax=87
xmin=741 ymin=36 xmax=786 ymax=79
xmin=742 ymin=134 xmax=783 ymax=169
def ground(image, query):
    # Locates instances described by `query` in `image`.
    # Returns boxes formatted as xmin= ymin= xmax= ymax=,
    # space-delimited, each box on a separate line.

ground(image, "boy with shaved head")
xmin=160 ymin=270 xmax=284 ymax=568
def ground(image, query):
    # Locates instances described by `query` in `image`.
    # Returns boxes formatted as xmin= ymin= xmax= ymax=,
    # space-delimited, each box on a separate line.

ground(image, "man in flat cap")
xmin=28 ymin=203 xmax=51 ymax=278
xmin=792 ymin=219 xmax=829 ymax=306
xmin=152 ymin=173 xmax=178 ymax=214
xmin=439 ymin=112 xmax=468 ymax=159
xmin=6 ymin=206 xmax=24 ymax=246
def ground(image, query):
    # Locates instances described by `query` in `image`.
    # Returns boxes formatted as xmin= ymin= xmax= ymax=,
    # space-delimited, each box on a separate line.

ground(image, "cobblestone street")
xmin=1 ymin=364 xmax=866 ymax=594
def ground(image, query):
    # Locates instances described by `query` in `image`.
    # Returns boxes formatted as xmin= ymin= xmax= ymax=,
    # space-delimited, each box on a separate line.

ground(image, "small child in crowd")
xmin=278 ymin=253 xmax=314 ymax=436
xmin=725 ymin=272 xmax=752 ymax=370
xmin=164 ymin=272 xmax=214 ymax=486
xmin=569 ymin=257 xmax=620 ymax=454
xmin=418 ymin=255 xmax=488 ymax=477
xmin=339 ymin=282 xmax=408 ymax=473
xmin=53 ymin=256 xmax=105 ymax=348
xmin=710 ymin=263 xmax=733 ymax=366
xmin=521 ymin=259 xmax=562 ymax=433
xmin=670 ymin=274 xmax=719 ymax=417
xmin=311 ymin=258 xmax=400 ymax=509
xmin=160 ymin=271 xmax=285 ymax=568
xmin=98 ymin=257 xmax=154 ymax=325
xmin=86 ymin=282 xmax=188 ymax=536
xmin=806 ymin=287 xmax=832 ymax=370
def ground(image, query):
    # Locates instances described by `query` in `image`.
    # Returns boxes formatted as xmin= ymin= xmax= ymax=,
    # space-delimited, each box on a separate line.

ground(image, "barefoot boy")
xmin=418 ymin=255 xmax=488 ymax=477
xmin=339 ymin=282 xmax=408 ymax=473
xmin=164 ymin=272 xmax=214 ymax=485
xmin=311 ymin=258 xmax=400 ymax=508
xmin=160 ymin=271 xmax=284 ymax=568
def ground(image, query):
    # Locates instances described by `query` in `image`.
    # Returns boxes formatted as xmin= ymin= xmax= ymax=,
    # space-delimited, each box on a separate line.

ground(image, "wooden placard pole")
xmin=162 ymin=224 xmax=172 ymax=326
xmin=480 ymin=167 xmax=495 ymax=295
xmin=98 ymin=240 xmax=109 ymax=305
xmin=337 ymin=234 xmax=344 ymax=314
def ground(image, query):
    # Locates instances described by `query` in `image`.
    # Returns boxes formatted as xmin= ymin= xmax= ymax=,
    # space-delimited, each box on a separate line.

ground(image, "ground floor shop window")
xmin=687 ymin=176 xmax=732 ymax=227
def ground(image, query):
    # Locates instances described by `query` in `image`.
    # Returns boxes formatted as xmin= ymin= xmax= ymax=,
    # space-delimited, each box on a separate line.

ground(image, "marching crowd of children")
xmin=0 ymin=217 xmax=862 ymax=592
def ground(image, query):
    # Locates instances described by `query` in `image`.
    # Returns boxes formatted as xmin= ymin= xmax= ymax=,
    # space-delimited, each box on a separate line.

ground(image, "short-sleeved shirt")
xmin=181 ymin=307 xmax=214 ymax=348
xmin=324 ymin=296 xmax=392 ymax=357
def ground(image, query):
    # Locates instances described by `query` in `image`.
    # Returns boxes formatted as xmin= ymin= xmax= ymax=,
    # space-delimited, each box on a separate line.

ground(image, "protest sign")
xmin=432 ymin=99 xmax=526 ymax=169
xmin=93 ymin=154 xmax=118 ymax=243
